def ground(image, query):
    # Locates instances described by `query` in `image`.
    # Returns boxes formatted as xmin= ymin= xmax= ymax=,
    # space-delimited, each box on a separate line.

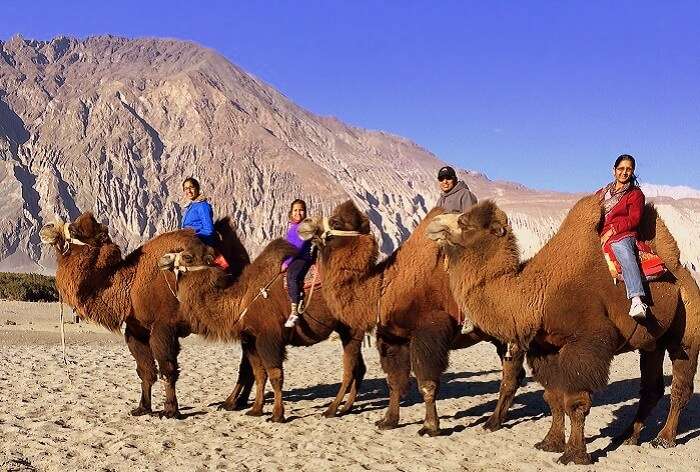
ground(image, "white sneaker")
xmin=629 ymin=299 xmax=648 ymax=321
xmin=285 ymin=314 xmax=299 ymax=328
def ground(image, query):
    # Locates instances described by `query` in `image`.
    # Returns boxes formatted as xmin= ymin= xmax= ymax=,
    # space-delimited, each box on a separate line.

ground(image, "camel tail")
xmin=528 ymin=326 xmax=617 ymax=393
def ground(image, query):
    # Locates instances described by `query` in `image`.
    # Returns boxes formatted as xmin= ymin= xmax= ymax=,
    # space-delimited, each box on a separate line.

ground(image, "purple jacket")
xmin=283 ymin=221 xmax=314 ymax=269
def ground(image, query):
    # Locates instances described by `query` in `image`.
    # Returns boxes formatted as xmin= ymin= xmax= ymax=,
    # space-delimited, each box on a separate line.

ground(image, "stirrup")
xmin=297 ymin=299 xmax=305 ymax=314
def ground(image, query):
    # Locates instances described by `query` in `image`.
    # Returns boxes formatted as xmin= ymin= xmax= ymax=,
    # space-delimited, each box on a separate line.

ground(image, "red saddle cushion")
xmin=603 ymin=240 xmax=667 ymax=282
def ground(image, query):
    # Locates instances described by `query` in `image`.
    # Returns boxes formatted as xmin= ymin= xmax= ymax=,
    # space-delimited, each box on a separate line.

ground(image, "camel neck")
xmin=56 ymin=244 xmax=128 ymax=332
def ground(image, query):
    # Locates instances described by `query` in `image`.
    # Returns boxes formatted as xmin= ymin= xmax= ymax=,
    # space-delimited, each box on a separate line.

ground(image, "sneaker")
xmin=629 ymin=299 xmax=648 ymax=321
xmin=461 ymin=318 xmax=475 ymax=335
xmin=284 ymin=314 xmax=299 ymax=328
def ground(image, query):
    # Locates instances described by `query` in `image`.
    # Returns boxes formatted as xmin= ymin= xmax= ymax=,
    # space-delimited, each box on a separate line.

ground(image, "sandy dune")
xmin=1 ymin=301 xmax=699 ymax=471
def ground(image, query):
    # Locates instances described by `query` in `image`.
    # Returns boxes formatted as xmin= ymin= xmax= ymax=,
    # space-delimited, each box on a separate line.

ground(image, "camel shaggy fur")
xmin=157 ymin=238 xmax=366 ymax=422
xmin=427 ymin=195 xmax=700 ymax=464
xmin=298 ymin=201 xmax=526 ymax=436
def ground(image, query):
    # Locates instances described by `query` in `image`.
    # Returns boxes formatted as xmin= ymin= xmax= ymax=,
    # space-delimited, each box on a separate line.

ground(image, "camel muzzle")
xmin=426 ymin=214 xmax=461 ymax=244
xmin=39 ymin=224 xmax=61 ymax=245
xmin=158 ymin=253 xmax=178 ymax=271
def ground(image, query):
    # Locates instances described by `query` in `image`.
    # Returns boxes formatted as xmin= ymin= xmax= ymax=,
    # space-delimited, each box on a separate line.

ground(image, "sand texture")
xmin=1 ymin=301 xmax=699 ymax=471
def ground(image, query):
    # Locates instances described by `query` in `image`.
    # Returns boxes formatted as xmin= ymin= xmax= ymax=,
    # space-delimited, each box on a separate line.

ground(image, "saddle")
xmin=603 ymin=240 xmax=667 ymax=282
xmin=282 ymin=264 xmax=323 ymax=292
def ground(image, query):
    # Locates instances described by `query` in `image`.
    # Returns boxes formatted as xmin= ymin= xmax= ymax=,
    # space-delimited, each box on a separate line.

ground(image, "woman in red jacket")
xmin=599 ymin=154 xmax=647 ymax=320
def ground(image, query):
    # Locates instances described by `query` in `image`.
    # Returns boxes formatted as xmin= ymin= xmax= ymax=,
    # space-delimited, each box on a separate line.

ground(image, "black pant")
xmin=286 ymin=258 xmax=313 ymax=304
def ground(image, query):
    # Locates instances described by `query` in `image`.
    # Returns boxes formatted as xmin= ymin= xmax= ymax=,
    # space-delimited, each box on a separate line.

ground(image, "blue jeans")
xmin=610 ymin=236 xmax=645 ymax=299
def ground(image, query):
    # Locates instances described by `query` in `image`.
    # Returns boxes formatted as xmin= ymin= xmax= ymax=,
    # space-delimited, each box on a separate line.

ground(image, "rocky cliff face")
xmin=1 ymin=35 xmax=698 ymax=277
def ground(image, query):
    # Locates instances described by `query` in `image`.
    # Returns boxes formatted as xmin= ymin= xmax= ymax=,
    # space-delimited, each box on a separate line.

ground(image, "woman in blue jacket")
xmin=181 ymin=177 xmax=216 ymax=246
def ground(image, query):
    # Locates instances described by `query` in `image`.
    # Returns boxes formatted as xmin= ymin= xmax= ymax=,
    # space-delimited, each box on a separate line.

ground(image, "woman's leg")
xmin=610 ymin=236 xmax=647 ymax=319
xmin=610 ymin=237 xmax=645 ymax=298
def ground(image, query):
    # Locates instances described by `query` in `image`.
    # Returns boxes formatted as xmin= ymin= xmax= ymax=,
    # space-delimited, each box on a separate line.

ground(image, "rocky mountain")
xmin=1 ymin=35 xmax=698 ymax=279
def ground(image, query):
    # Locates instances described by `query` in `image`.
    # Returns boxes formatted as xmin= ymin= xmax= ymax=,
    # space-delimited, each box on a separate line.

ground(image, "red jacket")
xmin=599 ymin=187 xmax=645 ymax=248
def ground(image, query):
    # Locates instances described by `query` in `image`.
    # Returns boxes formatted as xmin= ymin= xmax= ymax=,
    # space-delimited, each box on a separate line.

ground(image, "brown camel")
xmin=427 ymin=195 xmax=700 ymax=464
xmin=39 ymin=212 xmax=363 ymax=420
xmin=157 ymin=237 xmax=366 ymax=422
xmin=297 ymin=201 xmax=526 ymax=436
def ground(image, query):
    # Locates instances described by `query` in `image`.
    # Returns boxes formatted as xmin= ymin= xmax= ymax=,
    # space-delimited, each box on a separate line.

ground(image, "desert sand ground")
xmin=1 ymin=300 xmax=699 ymax=472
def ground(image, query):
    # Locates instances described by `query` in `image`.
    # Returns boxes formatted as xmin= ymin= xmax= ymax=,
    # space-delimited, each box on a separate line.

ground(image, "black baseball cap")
xmin=437 ymin=166 xmax=457 ymax=181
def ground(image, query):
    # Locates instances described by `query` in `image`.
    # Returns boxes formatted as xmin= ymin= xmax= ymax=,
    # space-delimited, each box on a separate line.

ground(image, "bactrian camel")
xmin=157 ymin=237 xmax=366 ymax=422
xmin=427 ymin=195 xmax=700 ymax=464
xmin=298 ymin=201 xmax=526 ymax=436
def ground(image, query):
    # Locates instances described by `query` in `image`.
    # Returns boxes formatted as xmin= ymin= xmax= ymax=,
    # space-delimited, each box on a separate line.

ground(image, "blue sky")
xmin=2 ymin=1 xmax=699 ymax=192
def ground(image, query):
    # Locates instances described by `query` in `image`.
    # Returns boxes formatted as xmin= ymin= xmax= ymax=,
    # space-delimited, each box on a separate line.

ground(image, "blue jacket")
xmin=181 ymin=199 xmax=216 ymax=246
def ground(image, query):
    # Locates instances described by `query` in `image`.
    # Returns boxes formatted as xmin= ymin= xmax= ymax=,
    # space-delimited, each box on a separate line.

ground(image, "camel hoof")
xmin=218 ymin=400 xmax=248 ymax=412
xmin=535 ymin=439 xmax=565 ymax=453
xmin=556 ymin=450 xmax=591 ymax=465
xmin=322 ymin=408 xmax=338 ymax=418
xmin=375 ymin=418 xmax=399 ymax=430
xmin=158 ymin=409 xmax=182 ymax=420
xmin=651 ymin=437 xmax=676 ymax=449
xmin=482 ymin=417 xmax=502 ymax=432
xmin=417 ymin=426 xmax=441 ymax=437
xmin=621 ymin=434 xmax=640 ymax=446
xmin=130 ymin=406 xmax=152 ymax=417
xmin=267 ymin=415 xmax=286 ymax=424
xmin=245 ymin=408 xmax=264 ymax=417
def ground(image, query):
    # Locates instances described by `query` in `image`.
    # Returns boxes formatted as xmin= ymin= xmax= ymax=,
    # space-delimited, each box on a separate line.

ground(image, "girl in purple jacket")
xmin=283 ymin=199 xmax=316 ymax=327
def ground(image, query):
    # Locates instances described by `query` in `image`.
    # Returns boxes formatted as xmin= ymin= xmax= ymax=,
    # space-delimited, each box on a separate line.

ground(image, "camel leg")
xmin=375 ymin=334 xmax=410 ymax=430
xmin=535 ymin=388 xmax=566 ymax=452
xmin=557 ymin=391 xmax=592 ymax=465
xmin=245 ymin=351 xmax=268 ymax=417
xmin=149 ymin=323 xmax=182 ymax=419
xmin=220 ymin=345 xmax=255 ymax=411
xmin=338 ymin=328 xmax=367 ymax=415
xmin=411 ymin=311 xmax=453 ymax=437
xmin=484 ymin=341 xmax=526 ymax=431
xmin=652 ymin=344 xmax=699 ymax=448
xmin=323 ymin=327 xmax=366 ymax=418
xmin=617 ymin=346 xmax=665 ymax=445
xmin=124 ymin=326 xmax=157 ymax=416
xmin=256 ymin=335 xmax=287 ymax=423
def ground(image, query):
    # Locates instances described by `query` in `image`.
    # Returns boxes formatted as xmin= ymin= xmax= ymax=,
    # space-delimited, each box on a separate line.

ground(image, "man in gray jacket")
xmin=435 ymin=165 xmax=478 ymax=334
xmin=436 ymin=166 xmax=477 ymax=212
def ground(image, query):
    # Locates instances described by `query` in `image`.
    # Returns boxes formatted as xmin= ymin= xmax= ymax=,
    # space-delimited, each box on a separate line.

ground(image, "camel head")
xmin=158 ymin=243 xmax=215 ymax=274
xmin=427 ymin=201 xmax=511 ymax=252
xmin=298 ymin=200 xmax=370 ymax=247
xmin=40 ymin=212 xmax=110 ymax=253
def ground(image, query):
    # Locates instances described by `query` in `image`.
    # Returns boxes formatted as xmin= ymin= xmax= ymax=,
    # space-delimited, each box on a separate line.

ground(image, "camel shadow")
xmin=282 ymin=369 xmax=503 ymax=414
xmin=589 ymin=376 xmax=700 ymax=461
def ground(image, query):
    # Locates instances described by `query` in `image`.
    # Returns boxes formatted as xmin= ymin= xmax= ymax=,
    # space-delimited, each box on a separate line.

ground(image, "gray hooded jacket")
xmin=436 ymin=180 xmax=477 ymax=213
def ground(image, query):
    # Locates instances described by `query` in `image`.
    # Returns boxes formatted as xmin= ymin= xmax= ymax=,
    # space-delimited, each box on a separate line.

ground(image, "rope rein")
xmin=58 ymin=294 xmax=73 ymax=385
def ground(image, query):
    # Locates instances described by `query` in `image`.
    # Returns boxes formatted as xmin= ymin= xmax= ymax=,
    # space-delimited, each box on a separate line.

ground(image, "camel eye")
xmin=329 ymin=217 xmax=343 ymax=229
xmin=181 ymin=254 xmax=193 ymax=264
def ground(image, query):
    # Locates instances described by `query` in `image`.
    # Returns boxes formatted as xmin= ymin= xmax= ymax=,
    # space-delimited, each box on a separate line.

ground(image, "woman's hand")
xmin=600 ymin=228 xmax=615 ymax=245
